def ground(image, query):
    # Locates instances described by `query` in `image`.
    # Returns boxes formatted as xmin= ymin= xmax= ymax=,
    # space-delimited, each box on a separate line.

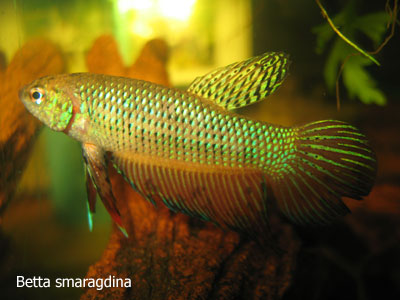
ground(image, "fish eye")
xmin=30 ymin=88 xmax=45 ymax=104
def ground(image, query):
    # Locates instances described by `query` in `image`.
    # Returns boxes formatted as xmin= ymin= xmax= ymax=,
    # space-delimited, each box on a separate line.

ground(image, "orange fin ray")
xmin=82 ymin=143 xmax=123 ymax=229
xmin=85 ymin=166 xmax=97 ymax=214
xmin=113 ymin=153 xmax=271 ymax=241
xmin=84 ymin=167 xmax=97 ymax=231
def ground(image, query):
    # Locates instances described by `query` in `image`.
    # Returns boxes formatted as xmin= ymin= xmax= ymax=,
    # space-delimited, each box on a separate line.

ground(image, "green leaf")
xmin=313 ymin=1 xmax=389 ymax=105
xmin=342 ymin=56 xmax=386 ymax=105
xmin=323 ymin=39 xmax=353 ymax=91
xmin=313 ymin=22 xmax=335 ymax=54
xmin=353 ymin=12 xmax=390 ymax=45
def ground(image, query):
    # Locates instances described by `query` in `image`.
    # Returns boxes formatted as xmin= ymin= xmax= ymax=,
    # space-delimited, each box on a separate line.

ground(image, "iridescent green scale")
xmin=76 ymin=74 xmax=294 ymax=172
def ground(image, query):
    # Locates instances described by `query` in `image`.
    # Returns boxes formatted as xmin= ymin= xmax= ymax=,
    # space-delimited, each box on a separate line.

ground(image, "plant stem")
xmin=315 ymin=0 xmax=380 ymax=66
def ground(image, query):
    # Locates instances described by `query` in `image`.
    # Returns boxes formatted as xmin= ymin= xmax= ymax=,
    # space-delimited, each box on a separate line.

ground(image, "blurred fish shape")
xmin=19 ymin=52 xmax=376 ymax=242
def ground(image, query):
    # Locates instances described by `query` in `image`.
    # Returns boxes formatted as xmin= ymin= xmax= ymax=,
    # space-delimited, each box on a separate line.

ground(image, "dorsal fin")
xmin=187 ymin=52 xmax=290 ymax=110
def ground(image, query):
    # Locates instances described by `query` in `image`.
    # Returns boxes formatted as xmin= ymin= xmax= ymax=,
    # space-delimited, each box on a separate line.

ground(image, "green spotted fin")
xmin=187 ymin=52 xmax=290 ymax=110
xmin=267 ymin=120 xmax=377 ymax=225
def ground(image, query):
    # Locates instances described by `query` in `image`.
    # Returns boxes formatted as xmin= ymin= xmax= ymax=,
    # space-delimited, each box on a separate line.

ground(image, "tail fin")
xmin=268 ymin=120 xmax=377 ymax=225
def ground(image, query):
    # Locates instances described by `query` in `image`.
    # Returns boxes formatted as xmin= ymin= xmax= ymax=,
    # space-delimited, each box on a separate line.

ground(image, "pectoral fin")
xmin=82 ymin=143 xmax=124 ymax=232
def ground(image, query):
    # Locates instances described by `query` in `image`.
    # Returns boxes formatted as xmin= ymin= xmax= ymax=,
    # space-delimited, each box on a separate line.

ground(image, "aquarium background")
xmin=1 ymin=0 xmax=399 ymax=299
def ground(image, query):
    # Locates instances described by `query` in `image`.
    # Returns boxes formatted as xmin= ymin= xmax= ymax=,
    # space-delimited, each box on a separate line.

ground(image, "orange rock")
xmin=0 ymin=39 xmax=64 ymax=214
xmin=86 ymin=35 xmax=125 ymax=77
xmin=87 ymin=35 xmax=170 ymax=86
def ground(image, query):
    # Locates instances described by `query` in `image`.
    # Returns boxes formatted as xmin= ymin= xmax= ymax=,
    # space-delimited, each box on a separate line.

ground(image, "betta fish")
xmin=19 ymin=52 xmax=376 ymax=242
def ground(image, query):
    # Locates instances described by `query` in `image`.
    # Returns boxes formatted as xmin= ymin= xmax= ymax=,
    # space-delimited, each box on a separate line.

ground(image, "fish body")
xmin=20 ymin=52 xmax=376 ymax=242
xmin=56 ymin=73 xmax=291 ymax=170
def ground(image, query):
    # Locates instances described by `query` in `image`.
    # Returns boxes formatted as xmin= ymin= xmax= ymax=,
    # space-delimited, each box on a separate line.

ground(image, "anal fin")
xmin=113 ymin=153 xmax=271 ymax=242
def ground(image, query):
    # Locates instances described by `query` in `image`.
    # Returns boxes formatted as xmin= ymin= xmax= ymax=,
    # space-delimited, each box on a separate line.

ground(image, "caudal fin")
xmin=268 ymin=120 xmax=377 ymax=225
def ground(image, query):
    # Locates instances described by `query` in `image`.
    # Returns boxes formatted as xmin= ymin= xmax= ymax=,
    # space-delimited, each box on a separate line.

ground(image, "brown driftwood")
xmin=0 ymin=39 xmax=64 ymax=215
xmin=81 ymin=36 xmax=300 ymax=300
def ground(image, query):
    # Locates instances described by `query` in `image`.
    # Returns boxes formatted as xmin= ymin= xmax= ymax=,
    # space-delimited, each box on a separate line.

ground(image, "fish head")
xmin=19 ymin=74 xmax=76 ymax=132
